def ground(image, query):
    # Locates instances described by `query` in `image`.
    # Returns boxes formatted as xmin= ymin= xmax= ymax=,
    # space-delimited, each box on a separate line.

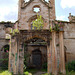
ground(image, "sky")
xmin=0 ymin=0 xmax=75 ymax=22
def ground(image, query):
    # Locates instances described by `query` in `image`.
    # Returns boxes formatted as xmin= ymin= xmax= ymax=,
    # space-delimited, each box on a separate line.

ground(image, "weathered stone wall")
xmin=18 ymin=0 xmax=56 ymax=30
xmin=19 ymin=0 xmax=49 ymax=30
xmin=0 ymin=23 xmax=14 ymax=51
xmin=0 ymin=24 xmax=9 ymax=51
xmin=64 ymin=22 xmax=75 ymax=62
xmin=0 ymin=23 xmax=14 ymax=67
xmin=0 ymin=24 xmax=9 ymax=67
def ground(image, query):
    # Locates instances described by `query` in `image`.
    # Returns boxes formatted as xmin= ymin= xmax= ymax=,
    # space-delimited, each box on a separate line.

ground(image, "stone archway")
xmin=23 ymin=37 xmax=47 ymax=69
xmin=28 ymin=15 xmax=45 ymax=29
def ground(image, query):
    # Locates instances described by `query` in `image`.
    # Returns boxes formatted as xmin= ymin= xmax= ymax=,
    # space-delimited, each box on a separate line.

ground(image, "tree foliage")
xmin=32 ymin=14 xmax=44 ymax=30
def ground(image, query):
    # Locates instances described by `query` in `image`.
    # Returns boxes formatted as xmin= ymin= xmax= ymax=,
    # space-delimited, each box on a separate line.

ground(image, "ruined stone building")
xmin=0 ymin=0 xmax=75 ymax=75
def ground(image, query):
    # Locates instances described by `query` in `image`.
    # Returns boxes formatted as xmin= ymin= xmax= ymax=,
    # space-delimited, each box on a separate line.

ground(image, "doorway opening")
xmin=32 ymin=49 xmax=42 ymax=69
xmin=24 ymin=37 xmax=47 ymax=71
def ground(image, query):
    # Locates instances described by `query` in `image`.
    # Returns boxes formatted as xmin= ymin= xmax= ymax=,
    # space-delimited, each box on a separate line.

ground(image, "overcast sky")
xmin=0 ymin=0 xmax=75 ymax=22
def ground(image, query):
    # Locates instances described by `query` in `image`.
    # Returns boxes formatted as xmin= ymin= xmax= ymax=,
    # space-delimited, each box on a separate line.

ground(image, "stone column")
xmin=47 ymin=40 xmax=52 ymax=74
xmin=8 ymin=35 xmax=12 ymax=72
xmin=14 ymin=37 xmax=18 ymax=74
xmin=52 ymin=31 xmax=57 ymax=75
xmin=9 ymin=35 xmax=19 ymax=74
xmin=59 ymin=31 xmax=66 ymax=74
xmin=19 ymin=42 xmax=24 ymax=74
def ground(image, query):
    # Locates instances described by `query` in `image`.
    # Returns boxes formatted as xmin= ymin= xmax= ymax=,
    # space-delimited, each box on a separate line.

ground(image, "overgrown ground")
xmin=0 ymin=61 xmax=75 ymax=75
xmin=0 ymin=69 xmax=75 ymax=75
xmin=25 ymin=69 xmax=75 ymax=75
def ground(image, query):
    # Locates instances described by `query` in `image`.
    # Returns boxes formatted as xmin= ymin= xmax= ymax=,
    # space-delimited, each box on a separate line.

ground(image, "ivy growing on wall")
xmin=10 ymin=29 xmax=19 ymax=36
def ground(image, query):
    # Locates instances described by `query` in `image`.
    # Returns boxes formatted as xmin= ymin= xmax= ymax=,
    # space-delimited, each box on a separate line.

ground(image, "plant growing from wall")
xmin=32 ymin=14 xmax=44 ymax=30
xmin=50 ymin=26 xmax=52 ymax=32
xmin=49 ymin=22 xmax=64 ymax=32
xmin=10 ymin=28 xmax=19 ymax=36
xmin=9 ymin=40 xmax=11 ymax=45
xmin=52 ymin=22 xmax=60 ymax=31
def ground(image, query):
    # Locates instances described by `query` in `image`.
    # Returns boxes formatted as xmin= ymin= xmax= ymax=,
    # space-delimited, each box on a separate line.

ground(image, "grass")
xmin=25 ymin=68 xmax=47 ymax=74
xmin=0 ymin=70 xmax=5 ymax=73
xmin=0 ymin=70 xmax=3 ymax=73
xmin=0 ymin=69 xmax=75 ymax=75
xmin=25 ymin=68 xmax=38 ymax=74
xmin=0 ymin=70 xmax=12 ymax=75
xmin=66 ymin=70 xmax=75 ymax=75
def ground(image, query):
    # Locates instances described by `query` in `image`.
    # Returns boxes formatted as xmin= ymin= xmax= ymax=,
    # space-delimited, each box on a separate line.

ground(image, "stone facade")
xmin=18 ymin=0 xmax=55 ymax=30
xmin=0 ymin=0 xmax=75 ymax=75
xmin=0 ymin=22 xmax=14 ymax=51
xmin=64 ymin=22 xmax=75 ymax=62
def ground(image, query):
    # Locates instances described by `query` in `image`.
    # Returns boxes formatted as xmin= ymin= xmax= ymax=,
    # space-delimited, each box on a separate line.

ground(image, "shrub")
xmin=41 ymin=73 xmax=51 ymax=75
xmin=24 ymin=71 xmax=29 ymax=75
xmin=0 ymin=70 xmax=12 ymax=75
xmin=0 ymin=59 xmax=8 ymax=70
xmin=42 ymin=63 xmax=47 ymax=69
xmin=66 ymin=61 xmax=75 ymax=72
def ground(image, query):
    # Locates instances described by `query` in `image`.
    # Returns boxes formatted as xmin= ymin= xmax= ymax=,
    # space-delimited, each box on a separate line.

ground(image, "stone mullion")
xmin=59 ymin=31 xmax=66 ymax=74
xmin=52 ymin=31 xmax=57 ymax=75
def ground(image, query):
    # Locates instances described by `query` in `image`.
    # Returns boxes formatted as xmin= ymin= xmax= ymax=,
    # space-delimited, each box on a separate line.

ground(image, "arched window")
xmin=1 ymin=45 xmax=9 ymax=52
xmin=4 ymin=45 xmax=9 ymax=52
xmin=28 ymin=15 xmax=44 ymax=30
xmin=0 ymin=45 xmax=9 ymax=69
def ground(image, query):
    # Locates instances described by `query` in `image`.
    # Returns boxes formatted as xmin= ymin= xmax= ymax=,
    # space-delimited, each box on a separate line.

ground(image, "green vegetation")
xmin=0 ymin=70 xmax=12 ymax=75
xmin=25 ymin=69 xmax=38 ymax=74
xmin=42 ymin=63 xmax=47 ymax=72
xmin=32 ymin=14 xmax=44 ymax=30
xmin=0 ymin=61 xmax=75 ymax=75
xmin=50 ymin=22 xmax=64 ymax=32
xmin=41 ymin=73 xmax=50 ymax=75
xmin=66 ymin=61 xmax=75 ymax=72
xmin=10 ymin=29 xmax=19 ymax=36
xmin=24 ymin=71 xmax=29 ymax=75
xmin=65 ymin=61 xmax=75 ymax=75
xmin=52 ymin=22 xmax=60 ymax=31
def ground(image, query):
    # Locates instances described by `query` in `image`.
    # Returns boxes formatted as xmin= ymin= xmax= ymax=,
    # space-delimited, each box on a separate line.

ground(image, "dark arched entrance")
xmin=32 ymin=49 xmax=42 ymax=68
xmin=24 ymin=37 xmax=47 ymax=69
xmin=0 ymin=45 xmax=9 ymax=69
